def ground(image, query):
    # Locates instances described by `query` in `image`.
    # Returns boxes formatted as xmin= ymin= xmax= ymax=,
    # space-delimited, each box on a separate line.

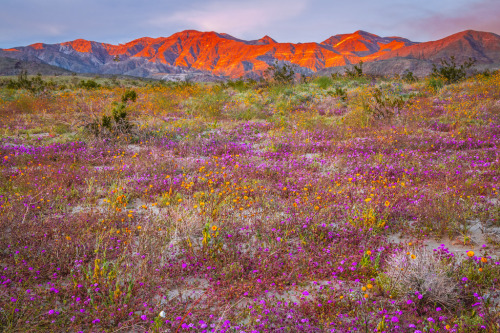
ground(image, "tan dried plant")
xmin=384 ymin=247 xmax=461 ymax=308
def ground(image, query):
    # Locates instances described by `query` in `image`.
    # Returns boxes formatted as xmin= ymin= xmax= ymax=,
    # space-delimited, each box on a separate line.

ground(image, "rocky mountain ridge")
xmin=1 ymin=29 xmax=499 ymax=79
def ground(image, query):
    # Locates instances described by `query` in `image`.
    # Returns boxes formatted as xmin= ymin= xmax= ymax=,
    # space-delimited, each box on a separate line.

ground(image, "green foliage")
xmin=188 ymin=89 xmax=230 ymax=118
xmin=431 ymin=56 xmax=476 ymax=84
xmin=330 ymin=72 xmax=342 ymax=80
xmin=362 ymin=86 xmax=411 ymax=120
xmin=315 ymin=76 xmax=333 ymax=89
xmin=402 ymin=70 xmax=417 ymax=83
xmin=54 ymin=123 xmax=71 ymax=134
xmin=427 ymin=77 xmax=444 ymax=92
xmin=6 ymin=71 xmax=47 ymax=94
xmin=121 ymin=89 xmax=137 ymax=103
xmin=86 ymin=89 xmax=137 ymax=137
xmin=79 ymin=79 xmax=101 ymax=89
xmin=101 ymin=115 xmax=112 ymax=130
xmin=230 ymin=105 xmax=267 ymax=121
xmin=345 ymin=61 xmax=364 ymax=78
xmin=224 ymin=79 xmax=254 ymax=92
xmin=333 ymin=85 xmax=347 ymax=101
xmin=201 ymin=223 xmax=222 ymax=258
xmin=264 ymin=62 xmax=295 ymax=85
xmin=111 ymin=103 xmax=129 ymax=129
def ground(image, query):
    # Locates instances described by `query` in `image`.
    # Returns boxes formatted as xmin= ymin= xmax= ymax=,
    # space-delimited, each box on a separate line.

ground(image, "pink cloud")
xmin=149 ymin=0 xmax=309 ymax=37
xmin=411 ymin=0 xmax=500 ymax=40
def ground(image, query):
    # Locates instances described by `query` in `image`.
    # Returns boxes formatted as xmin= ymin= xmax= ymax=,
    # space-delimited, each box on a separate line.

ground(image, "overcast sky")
xmin=1 ymin=0 xmax=499 ymax=48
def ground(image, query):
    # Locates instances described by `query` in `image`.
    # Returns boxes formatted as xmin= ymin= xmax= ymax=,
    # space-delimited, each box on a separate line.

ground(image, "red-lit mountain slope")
xmin=1 ymin=29 xmax=499 ymax=79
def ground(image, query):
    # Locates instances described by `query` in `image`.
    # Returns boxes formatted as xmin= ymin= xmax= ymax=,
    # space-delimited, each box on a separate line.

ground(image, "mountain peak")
xmin=61 ymin=39 xmax=93 ymax=52
xmin=30 ymin=43 xmax=45 ymax=50
xmin=171 ymin=30 xmax=205 ymax=39
xmin=446 ymin=29 xmax=500 ymax=40
xmin=257 ymin=35 xmax=277 ymax=45
xmin=353 ymin=30 xmax=374 ymax=36
xmin=178 ymin=29 xmax=203 ymax=34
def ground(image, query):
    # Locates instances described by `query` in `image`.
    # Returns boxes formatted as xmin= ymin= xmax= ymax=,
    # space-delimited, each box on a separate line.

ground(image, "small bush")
xmin=85 ymin=90 xmax=137 ymax=137
xmin=383 ymin=248 xmax=461 ymax=308
xmin=402 ymin=70 xmax=417 ymax=83
xmin=54 ymin=123 xmax=71 ymax=134
xmin=330 ymin=72 xmax=342 ymax=80
xmin=188 ymin=89 xmax=230 ymax=119
xmin=362 ymin=87 xmax=410 ymax=120
xmin=79 ymin=79 xmax=101 ymax=89
xmin=13 ymin=94 xmax=36 ymax=113
xmin=331 ymin=85 xmax=347 ymax=102
xmin=7 ymin=71 xmax=47 ymax=94
xmin=121 ymin=89 xmax=137 ymax=103
xmin=345 ymin=61 xmax=364 ymax=78
xmin=431 ymin=56 xmax=476 ymax=84
xmin=315 ymin=76 xmax=333 ymax=89
xmin=110 ymin=103 xmax=132 ymax=132
xmin=427 ymin=77 xmax=444 ymax=92
xmin=225 ymin=79 xmax=252 ymax=92
xmin=230 ymin=104 xmax=267 ymax=121
xmin=264 ymin=62 xmax=295 ymax=85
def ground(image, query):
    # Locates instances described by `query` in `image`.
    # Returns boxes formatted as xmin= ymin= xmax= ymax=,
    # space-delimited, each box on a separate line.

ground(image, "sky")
xmin=1 ymin=0 xmax=500 ymax=48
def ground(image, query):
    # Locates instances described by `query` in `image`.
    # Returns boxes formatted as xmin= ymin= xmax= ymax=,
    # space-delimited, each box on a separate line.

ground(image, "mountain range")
xmin=1 ymin=29 xmax=499 ymax=80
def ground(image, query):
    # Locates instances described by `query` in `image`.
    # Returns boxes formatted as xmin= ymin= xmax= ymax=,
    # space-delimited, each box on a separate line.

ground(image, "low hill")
xmin=0 ymin=56 xmax=73 ymax=76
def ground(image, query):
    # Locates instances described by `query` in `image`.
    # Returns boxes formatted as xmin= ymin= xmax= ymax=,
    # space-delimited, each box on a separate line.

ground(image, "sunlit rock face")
xmin=1 ymin=29 xmax=499 ymax=79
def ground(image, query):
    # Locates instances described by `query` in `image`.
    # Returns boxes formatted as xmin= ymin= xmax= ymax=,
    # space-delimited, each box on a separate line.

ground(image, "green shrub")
xmin=121 ymin=89 xmax=137 ymax=103
xmin=111 ymin=103 xmax=130 ymax=130
xmin=330 ymin=73 xmax=342 ymax=80
xmin=13 ymin=94 xmax=36 ymax=113
xmin=230 ymin=104 xmax=266 ymax=121
xmin=264 ymin=62 xmax=295 ymax=85
xmin=225 ymin=79 xmax=251 ymax=92
xmin=188 ymin=89 xmax=229 ymax=118
xmin=85 ymin=90 xmax=137 ymax=137
xmin=54 ymin=123 xmax=71 ymax=134
xmin=333 ymin=85 xmax=347 ymax=102
xmin=345 ymin=61 xmax=364 ymax=78
xmin=315 ymin=76 xmax=333 ymax=89
xmin=478 ymin=69 xmax=499 ymax=79
xmin=431 ymin=56 xmax=476 ymax=84
xmin=7 ymin=71 xmax=47 ymax=94
xmin=362 ymin=87 xmax=411 ymax=120
xmin=402 ymin=70 xmax=417 ymax=83
xmin=428 ymin=77 xmax=444 ymax=92
xmin=79 ymin=79 xmax=101 ymax=89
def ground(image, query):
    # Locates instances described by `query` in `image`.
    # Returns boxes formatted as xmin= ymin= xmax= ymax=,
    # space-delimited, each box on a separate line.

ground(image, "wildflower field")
xmin=0 ymin=71 xmax=499 ymax=332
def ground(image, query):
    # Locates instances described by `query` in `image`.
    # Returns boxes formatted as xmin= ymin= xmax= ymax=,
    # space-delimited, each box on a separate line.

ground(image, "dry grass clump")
xmin=384 ymin=247 xmax=461 ymax=308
